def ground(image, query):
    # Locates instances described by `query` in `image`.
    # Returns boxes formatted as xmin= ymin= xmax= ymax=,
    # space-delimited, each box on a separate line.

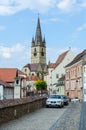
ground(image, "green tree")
xmin=34 ymin=80 xmax=47 ymax=90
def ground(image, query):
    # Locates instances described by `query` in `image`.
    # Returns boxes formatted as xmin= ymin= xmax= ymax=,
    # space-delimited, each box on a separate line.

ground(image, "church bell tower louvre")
xmin=31 ymin=17 xmax=46 ymax=64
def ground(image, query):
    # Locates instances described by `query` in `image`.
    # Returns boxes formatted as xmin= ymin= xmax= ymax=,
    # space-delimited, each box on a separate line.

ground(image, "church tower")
xmin=31 ymin=17 xmax=46 ymax=64
xmin=22 ymin=17 xmax=47 ymax=80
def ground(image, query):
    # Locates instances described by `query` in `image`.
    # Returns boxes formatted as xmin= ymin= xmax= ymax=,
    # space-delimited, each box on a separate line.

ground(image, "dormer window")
xmin=16 ymin=79 xmax=19 ymax=85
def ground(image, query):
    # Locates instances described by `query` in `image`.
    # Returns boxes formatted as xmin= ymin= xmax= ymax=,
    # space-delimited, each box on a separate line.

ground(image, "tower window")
xmin=34 ymin=48 xmax=37 ymax=56
xmin=34 ymin=52 xmax=37 ymax=56
xmin=41 ymin=48 xmax=44 ymax=56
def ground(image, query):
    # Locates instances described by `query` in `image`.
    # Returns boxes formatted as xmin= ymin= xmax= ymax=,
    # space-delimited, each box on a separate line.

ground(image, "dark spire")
xmin=31 ymin=37 xmax=35 ymax=47
xmin=35 ymin=17 xmax=42 ymax=45
xmin=42 ymin=36 xmax=46 ymax=47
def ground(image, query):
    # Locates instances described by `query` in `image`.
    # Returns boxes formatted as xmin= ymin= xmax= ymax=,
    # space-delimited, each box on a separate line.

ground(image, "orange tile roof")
xmin=0 ymin=68 xmax=18 ymax=82
xmin=48 ymin=63 xmax=56 ymax=68
xmin=0 ymin=79 xmax=13 ymax=88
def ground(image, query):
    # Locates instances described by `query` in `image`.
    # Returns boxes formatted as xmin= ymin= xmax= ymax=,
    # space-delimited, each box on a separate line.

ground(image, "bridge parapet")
xmin=0 ymin=96 xmax=46 ymax=124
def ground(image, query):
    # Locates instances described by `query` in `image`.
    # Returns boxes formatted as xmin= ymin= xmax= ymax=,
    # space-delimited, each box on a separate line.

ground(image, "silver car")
xmin=61 ymin=95 xmax=69 ymax=105
xmin=46 ymin=94 xmax=64 ymax=108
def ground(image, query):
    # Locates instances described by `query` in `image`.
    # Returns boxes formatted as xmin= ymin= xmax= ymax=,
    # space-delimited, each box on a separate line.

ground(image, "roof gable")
xmin=55 ymin=50 xmax=69 ymax=68
xmin=48 ymin=50 xmax=69 ymax=69
xmin=65 ymin=49 xmax=86 ymax=67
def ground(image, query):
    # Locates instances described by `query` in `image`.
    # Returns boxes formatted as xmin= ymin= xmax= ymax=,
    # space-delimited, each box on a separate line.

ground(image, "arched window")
xmin=34 ymin=48 xmax=37 ymax=56
xmin=41 ymin=48 xmax=44 ymax=56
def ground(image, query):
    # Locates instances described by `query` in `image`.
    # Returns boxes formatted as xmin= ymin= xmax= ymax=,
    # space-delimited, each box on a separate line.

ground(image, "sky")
xmin=0 ymin=0 xmax=86 ymax=69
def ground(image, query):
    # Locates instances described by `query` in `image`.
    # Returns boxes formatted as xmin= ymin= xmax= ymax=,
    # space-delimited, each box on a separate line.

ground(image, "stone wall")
xmin=0 ymin=96 xmax=46 ymax=124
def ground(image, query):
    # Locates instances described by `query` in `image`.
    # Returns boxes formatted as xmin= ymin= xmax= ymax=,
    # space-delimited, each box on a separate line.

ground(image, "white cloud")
xmin=0 ymin=43 xmax=82 ymax=68
xmin=0 ymin=46 xmax=11 ymax=58
xmin=77 ymin=23 xmax=86 ymax=31
xmin=72 ymin=23 xmax=86 ymax=38
xmin=57 ymin=0 xmax=77 ymax=12
xmin=0 ymin=43 xmax=31 ymax=68
xmin=0 ymin=43 xmax=26 ymax=59
xmin=49 ymin=17 xmax=61 ymax=22
xmin=0 ymin=0 xmax=86 ymax=15
xmin=80 ymin=0 xmax=86 ymax=8
xmin=0 ymin=0 xmax=86 ymax=16
xmin=72 ymin=22 xmax=86 ymax=38
xmin=0 ymin=0 xmax=56 ymax=15
xmin=47 ymin=46 xmax=81 ymax=63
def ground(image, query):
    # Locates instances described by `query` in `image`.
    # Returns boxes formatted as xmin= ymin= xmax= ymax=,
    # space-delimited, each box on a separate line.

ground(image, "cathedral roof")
xmin=24 ymin=63 xmax=46 ymax=72
xmin=26 ymin=75 xmax=40 ymax=81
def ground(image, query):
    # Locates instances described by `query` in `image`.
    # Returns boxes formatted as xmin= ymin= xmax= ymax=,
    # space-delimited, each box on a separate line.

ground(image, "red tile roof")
xmin=48 ymin=63 xmax=56 ymax=68
xmin=0 ymin=68 xmax=25 ymax=83
xmin=0 ymin=79 xmax=13 ymax=88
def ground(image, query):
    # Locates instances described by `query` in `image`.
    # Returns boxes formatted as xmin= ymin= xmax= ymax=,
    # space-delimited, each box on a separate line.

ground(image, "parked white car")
xmin=71 ymin=97 xmax=79 ymax=103
xmin=46 ymin=94 xmax=64 ymax=108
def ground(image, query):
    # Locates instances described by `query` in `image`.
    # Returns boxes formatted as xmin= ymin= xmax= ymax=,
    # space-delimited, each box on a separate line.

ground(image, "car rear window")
xmin=49 ymin=95 xmax=61 ymax=99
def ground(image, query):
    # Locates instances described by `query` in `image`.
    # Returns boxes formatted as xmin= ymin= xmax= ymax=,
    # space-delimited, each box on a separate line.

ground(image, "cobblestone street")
xmin=0 ymin=106 xmax=66 ymax=130
xmin=0 ymin=102 xmax=82 ymax=130
xmin=49 ymin=102 xmax=82 ymax=130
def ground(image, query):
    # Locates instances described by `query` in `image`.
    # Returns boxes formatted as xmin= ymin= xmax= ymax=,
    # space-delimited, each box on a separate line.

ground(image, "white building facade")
xmin=45 ymin=49 xmax=74 ymax=94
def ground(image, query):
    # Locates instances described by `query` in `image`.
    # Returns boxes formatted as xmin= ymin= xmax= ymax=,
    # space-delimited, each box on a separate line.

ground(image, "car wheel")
xmin=46 ymin=105 xmax=49 ymax=108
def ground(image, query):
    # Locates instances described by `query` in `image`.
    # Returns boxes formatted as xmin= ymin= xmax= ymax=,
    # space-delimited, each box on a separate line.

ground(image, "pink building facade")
xmin=65 ymin=50 xmax=86 ymax=100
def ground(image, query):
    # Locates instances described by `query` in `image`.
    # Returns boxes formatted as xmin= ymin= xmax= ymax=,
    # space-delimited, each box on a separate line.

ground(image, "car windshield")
xmin=62 ymin=96 xmax=67 ymax=99
xmin=49 ymin=95 xmax=61 ymax=99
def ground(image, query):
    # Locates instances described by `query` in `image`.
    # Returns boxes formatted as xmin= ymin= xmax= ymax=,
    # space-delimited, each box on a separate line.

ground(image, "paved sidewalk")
xmin=49 ymin=102 xmax=82 ymax=130
xmin=79 ymin=102 xmax=86 ymax=130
